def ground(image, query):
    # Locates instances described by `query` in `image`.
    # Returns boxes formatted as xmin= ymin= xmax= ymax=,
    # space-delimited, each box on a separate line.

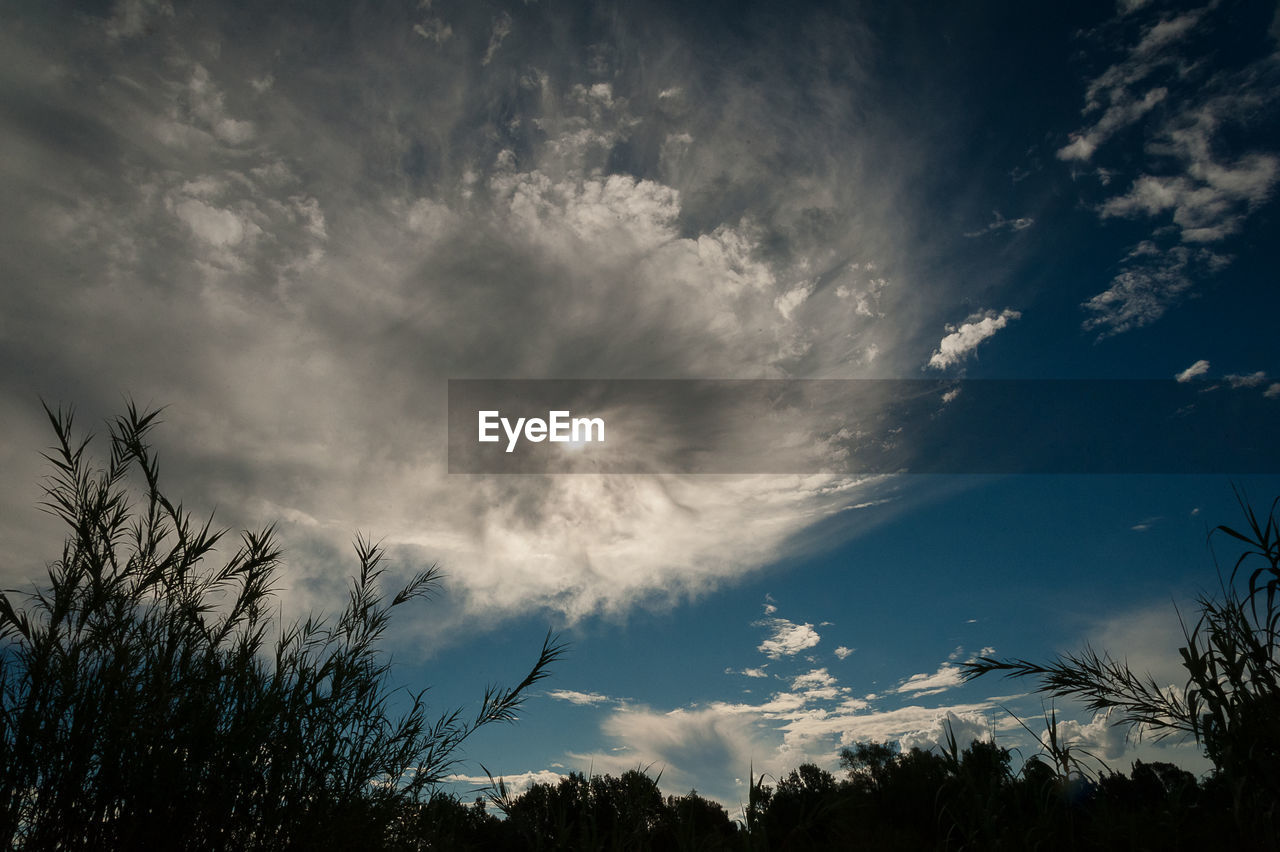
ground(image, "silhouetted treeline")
xmin=394 ymin=745 xmax=1249 ymax=851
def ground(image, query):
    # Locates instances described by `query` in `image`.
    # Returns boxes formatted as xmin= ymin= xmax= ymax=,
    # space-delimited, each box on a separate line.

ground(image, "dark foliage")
xmin=964 ymin=491 xmax=1280 ymax=848
xmin=0 ymin=403 xmax=563 ymax=850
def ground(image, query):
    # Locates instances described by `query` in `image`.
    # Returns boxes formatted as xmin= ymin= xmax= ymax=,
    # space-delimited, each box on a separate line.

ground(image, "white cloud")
xmin=1265 ymin=384 xmax=1280 ymax=399
xmin=1049 ymin=712 xmax=1132 ymax=762
xmin=1100 ymin=152 xmax=1279 ymax=243
xmin=1059 ymin=4 xmax=1280 ymax=333
xmin=1175 ymin=359 xmax=1209 ymax=382
xmin=757 ymin=616 xmax=821 ymax=659
xmin=1080 ymin=245 xmax=1227 ymax=337
xmin=445 ymin=769 xmax=566 ymax=797
xmin=1052 ymin=2 xmax=1280 ymax=334
xmin=900 ymin=709 xmax=994 ymax=753
xmin=833 ymin=646 xmax=855 ymax=660
xmin=1225 ymin=371 xmax=1268 ymax=389
xmin=927 ymin=309 xmax=1021 ymax=370
xmin=792 ymin=668 xmax=837 ymax=691
xmin=1089 ymin=601 xmax=1190 ymax=694
xmin=547 ymin=689 xmax=612 ymax=706
xmin=892 ymin=663 xmax=966 ymax=697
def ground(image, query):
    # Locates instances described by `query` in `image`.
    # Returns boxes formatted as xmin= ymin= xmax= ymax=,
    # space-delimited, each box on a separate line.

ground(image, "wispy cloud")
xmin=1175 ymin=359 xmax=1209 ymax=382
xmin=1224 ymin=371 xmax=1268 ymax=389
xmin=1065 ymin=3 xmax=1280 ymax=333
xmin=963 ymin=210 xmax=1034 ymax=238
xmin=481 ymin=12 xmax=513 ymax=66
xmin=547 ymin=689 xmax=614 ymax=706
xmin=892 ymin=663 xmax=966 ymax=697
xmin=1081 ymin=244 xmax=1227 ymax=338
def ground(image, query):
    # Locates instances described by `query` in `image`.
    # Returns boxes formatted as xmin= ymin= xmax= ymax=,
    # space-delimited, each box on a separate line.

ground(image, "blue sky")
xmin=1 ymin=0 xmax=1279 ymax=813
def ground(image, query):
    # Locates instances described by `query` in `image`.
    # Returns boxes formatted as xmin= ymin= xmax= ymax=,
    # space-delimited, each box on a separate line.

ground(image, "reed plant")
xmin=0 ymin=403 xmax=562 ymax=850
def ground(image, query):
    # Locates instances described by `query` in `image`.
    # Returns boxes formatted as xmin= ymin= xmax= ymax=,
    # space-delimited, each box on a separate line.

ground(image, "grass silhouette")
xmin=0 ymin=403 xmax=563 ymax=850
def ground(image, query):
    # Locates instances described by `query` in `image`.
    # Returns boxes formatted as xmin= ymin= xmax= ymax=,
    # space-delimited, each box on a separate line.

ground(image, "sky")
xmin=2 ymin=0 xmax=1280 ymax=813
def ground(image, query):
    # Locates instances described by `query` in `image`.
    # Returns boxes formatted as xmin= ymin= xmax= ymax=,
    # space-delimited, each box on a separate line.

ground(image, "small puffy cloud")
xmin=1175 ymin=360 xmax=1209 ymax=382
xmin=547 ymin=689 xmax=612 ymax=706
xmin=900 ymin=709 xmax=993 ymax=753
xmin=1225 ymin=371 xmax=1268 ymax=389
xmin=757 ymin=616 xmax=821 ymax=659
xmin=892 ymin=663 xmax=966 ymax=697
xmin=1265 ymin=384 xmax=1280 ymax=399
xmin=927 ymin=309 xmax=1021 ymax=370
xmin=792 ymin=668 xmax=837 ymax=691
xmin=833 ymin=646 xmax=855 ymax=660
xmin=1049 ymin=712 xmax=1131 ymax=761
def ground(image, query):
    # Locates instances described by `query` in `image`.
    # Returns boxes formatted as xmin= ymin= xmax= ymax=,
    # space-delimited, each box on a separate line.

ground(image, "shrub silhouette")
xmin=0 ymin=403 xmax=563 ymax=850
xmin=964 ymin=491 xmax=1280 ymax=848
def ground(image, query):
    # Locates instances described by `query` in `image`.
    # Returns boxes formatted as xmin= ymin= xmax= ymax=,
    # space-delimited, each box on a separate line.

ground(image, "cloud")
xmin=482 ymin=12 xmax=513 ymax=66
xmin=1081 ymin=245 xmax=1226 ymax=337
xmin=1048 ymin=712 xmax=1132 ymax=762
xmin=1175 ymin=360 xmax=1209 ymax=382
xmin=892 ymin=663 xmax=966 ymax=697
xmin=963 ymin=211 xmax=1034 ymax=238
xmin=1225 ymin=371 xmax=1268 ymax=389
xmin=1099 ymin=153 xmax=1279 ymax=243
xmin=1266 ymin=384 xmax=1280 ymax=400
xmin=446 ymin=769 xmax=566 ymax=797
xmin=413 ymin=18 xmax=453 ymax=44
xmin=927 ymin=309 xmax=1021 ymax=370
xmin=1088 ymin=601 xmax=1190 ymax=695
xmin=572 ymin=704 xmax=771 ymax=803
xmin=547 ymin=689 xmax=613 ymax=706
xmin=834 ymin=646 xmax=855 ymax=660
xmin=0 ymin=0 xmax=1049 ymax=637
xmin=1117 ymin=0 xmax=1152 ymax=14
xmin=104 ymin=0 xmax=174 ymax=40
xmin=792 ymin=668 xmax=837 ymax=691
xmin=900 ymin=710 xmax=994 ymax=753
xmin=1060 ymin=3 xmax=1280 ymax=333
xmin=757 ymin=616 xmax=822 ymax=660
